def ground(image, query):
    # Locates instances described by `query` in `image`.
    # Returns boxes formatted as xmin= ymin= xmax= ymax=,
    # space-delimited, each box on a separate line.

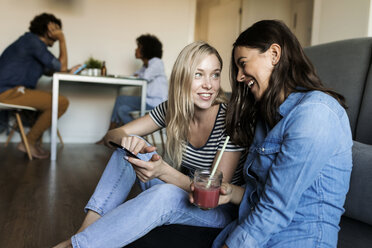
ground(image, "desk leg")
xmin=140 ymin=81 xmax=147 ymax=117
xmin=51 ymin=76 xmax=59 ymax=161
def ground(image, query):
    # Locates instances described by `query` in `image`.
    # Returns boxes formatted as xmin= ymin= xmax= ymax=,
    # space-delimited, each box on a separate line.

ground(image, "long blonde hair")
xmin=165 ymin=41 xmax=226 ymax=170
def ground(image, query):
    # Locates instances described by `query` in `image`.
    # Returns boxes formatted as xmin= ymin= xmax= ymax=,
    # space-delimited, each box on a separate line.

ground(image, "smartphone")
xmin=109 ymin=141 xmax=140 ymax=159
xmin=73 ymin=64 xmax=87 ymax=74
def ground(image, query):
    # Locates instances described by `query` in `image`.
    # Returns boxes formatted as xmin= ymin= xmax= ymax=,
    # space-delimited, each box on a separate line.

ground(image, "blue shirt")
xmin=0 ymin=32 xmax=61 ymax=93
xmin=134 ymin=57 xmax=168 ymax=107
xmin=213 ymin=91 xmax=353 ymax=248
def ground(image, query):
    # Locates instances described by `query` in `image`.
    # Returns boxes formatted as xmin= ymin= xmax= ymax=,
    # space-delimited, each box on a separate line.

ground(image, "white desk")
xmin=51 ymin=73 xmax=147 ymax=161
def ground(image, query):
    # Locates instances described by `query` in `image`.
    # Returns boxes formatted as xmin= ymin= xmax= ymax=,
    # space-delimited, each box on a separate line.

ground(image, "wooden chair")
xmin=129 ymin=110 xmax=165 ymax=155
xmin=0 ymin=102 xmax=63 ymax=160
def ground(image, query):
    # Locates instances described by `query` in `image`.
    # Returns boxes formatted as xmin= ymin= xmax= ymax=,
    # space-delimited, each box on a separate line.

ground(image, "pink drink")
xmin=193 ymin=185 xmax=220 ymax=209
xmin=193 ymin=169 xmax=223 ymax=210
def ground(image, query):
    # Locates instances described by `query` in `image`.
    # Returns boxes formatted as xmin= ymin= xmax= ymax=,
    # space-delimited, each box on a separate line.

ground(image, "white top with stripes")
xmin=149 ymin=101 xmax=246 ymax=185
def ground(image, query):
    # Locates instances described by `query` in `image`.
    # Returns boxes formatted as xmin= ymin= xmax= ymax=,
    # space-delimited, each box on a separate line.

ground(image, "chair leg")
xmin=57 ymin=129 xmax=64 ymax=146
xmin=159 ymin=129 xmax=165 ymax=156
xmin=15 ymin=112 xmax=32 ymax=160
xmin=4 ymin=122 xmax=17 ymax=147
xmin=150 ymin=133 xmax=156 ymax=146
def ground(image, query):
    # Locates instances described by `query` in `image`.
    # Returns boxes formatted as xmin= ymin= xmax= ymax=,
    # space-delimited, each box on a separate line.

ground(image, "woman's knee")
xmin=117 ymin=104 xmax=132 ymax=114
xmin=115 ymin=95 xmax=127 ymax=106
xmin=150 ymin=184 xmax=186 ymax=202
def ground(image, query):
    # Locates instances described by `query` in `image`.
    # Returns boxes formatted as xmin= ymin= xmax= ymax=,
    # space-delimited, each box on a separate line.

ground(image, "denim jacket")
xmin=213 ymin=91 xmax=353 ymax=248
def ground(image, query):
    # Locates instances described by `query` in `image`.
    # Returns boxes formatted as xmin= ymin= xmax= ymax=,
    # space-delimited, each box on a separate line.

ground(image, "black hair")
xmin=226 ymin=20 xmax=346 ymax=146
xmin=29 ymin=13 xmax=62 ymax=36
xmin=136 ymin=34 xmax=163 ymax=59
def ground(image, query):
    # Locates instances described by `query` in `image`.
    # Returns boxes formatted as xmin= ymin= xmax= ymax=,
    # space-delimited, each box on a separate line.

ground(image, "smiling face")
xmin=191 ymin=54 xmax=221 ymax=110
xmin=234 ymin=46 xmax=276 ymax=101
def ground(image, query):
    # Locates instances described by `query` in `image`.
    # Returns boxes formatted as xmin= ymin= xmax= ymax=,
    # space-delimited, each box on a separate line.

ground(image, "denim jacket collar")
xmin=278 ymin=91 xmax=306 ymax=118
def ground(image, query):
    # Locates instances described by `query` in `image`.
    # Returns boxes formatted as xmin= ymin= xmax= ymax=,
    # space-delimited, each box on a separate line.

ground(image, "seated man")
xmin=0 ymin=12 xmax=79 ymax=159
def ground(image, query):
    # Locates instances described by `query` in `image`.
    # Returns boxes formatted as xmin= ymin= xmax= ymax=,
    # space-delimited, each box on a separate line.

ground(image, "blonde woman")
xmin=54 ymin=41 xmax=246 ymax=248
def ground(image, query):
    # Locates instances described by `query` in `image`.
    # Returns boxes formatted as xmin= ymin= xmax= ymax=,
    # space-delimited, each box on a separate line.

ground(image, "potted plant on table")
xmin=84 ymin=57 xmax=102 ymax=76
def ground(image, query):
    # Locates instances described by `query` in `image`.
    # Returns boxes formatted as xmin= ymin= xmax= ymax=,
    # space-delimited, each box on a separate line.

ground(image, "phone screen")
xmin=74 ymin=64 xmax=87 ymax=74
xmin=109 ymin=141 xmax=140 ymax=159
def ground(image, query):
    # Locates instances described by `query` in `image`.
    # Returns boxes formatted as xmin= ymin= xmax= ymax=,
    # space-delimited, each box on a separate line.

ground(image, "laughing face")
xmin=191 ymin=54 xmax=221 ymax=110
xmin=234 ymin=46 xmax=277 ymax=101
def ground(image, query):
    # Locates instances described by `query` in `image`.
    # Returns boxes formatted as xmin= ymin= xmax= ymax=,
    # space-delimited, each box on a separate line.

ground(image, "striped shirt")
xmin=150 ymin=101 xmax=246 ymax=185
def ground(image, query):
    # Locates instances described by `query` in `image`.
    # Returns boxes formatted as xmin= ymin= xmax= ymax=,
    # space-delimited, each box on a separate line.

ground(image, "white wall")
xmin=0 ymin=0 xmax=196 ymax=143
xmin=194 ymin=0 xmax=293 ymax=92
xmin=241 ymin=0 xmax=293 ymax=31
xmin=311 ymin=0 xmax=371 ymax=45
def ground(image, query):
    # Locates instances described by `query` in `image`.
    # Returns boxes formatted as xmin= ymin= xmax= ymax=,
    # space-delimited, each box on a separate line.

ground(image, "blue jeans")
xmin=111 ymin=95 xmax=153 ymax=124
xmin=71 ymin=149 xmax=237 ymax=248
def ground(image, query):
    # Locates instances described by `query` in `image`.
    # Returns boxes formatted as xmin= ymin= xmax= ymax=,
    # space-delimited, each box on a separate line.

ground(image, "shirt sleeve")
xmin=134 ymin=66 xmax=145 ymax=77
xmin=30 ymin=38 xmax=61 ymax=72
xmin=141 ymin=58 xmax=164 ymax=83
xmin=149 ymin=101 xmax=167 ymax=128
xmin=225 ymin=102 xmax=350 ymax=247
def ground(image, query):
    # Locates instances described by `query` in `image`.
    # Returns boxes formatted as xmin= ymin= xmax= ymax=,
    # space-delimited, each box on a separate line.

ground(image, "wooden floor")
xmin=0 ymin=143 xmax=113 ymax=248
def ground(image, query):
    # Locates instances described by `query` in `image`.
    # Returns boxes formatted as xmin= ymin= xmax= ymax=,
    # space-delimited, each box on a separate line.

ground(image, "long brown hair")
xmin=226 ymin=20 xmax=346 ymax=147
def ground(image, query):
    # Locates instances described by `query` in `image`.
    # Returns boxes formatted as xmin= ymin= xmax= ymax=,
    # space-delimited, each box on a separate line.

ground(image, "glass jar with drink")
xmin=193 ymin=169 xmax=223 ymax=210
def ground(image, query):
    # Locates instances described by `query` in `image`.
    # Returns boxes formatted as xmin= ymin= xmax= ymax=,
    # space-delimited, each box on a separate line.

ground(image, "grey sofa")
xmin=304 ymin=38 xmax=372 ymax=247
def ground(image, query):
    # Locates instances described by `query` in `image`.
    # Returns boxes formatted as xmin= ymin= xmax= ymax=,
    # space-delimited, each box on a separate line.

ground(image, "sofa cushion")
xmin=304 ymin=38 xmax=372 ymax=140
xmin=355 ymin=64 xmax=372 ymax=145
xmin=343 ymin=141 xmax=372 ymax=225
xmin=338 ymin=216 xmax=372 ymax=248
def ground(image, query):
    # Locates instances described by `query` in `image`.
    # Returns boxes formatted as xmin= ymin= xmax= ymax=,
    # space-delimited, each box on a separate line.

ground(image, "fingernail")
xmin=123 ymin=156 xmax=129 ymax=160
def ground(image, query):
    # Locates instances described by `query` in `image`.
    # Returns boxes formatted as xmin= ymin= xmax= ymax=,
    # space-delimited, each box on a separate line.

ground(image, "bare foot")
xmin=35 ymin=144 xmax=49 ymax=155
xmin=52 ymin=239 xmax=72 ymax=248
xmin=17 ymin=142 xmax=49 ymax=159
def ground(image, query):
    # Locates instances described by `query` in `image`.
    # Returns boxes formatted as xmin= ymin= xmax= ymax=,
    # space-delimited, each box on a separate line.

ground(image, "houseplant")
xmin=84 ymin=57 xmax=102 ymax=76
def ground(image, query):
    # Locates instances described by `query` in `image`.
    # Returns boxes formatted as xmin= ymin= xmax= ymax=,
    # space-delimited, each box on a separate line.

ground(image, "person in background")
xmin=110 ymin=34 xmax=167 ymax=128
xmin=207 ymin=20 xmax=353 ymax=248
xmin=53 ymin=41 xmax=246 ymax=248
xmin=0 ymin=12 xmax=80 ymax=159
xmin=95 ymin=34 xmax=168 ymax=144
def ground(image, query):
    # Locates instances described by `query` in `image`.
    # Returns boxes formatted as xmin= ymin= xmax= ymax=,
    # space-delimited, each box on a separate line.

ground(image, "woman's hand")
xmin=126 ymin=153 xmax=165 ymax=182
xmin=121 ymin=136 xmax=156 ymax=156
xmin=122 ymin=136 xmax=162 ymax=182
xmin=218 ymin=182 xmax=234 ymax=205
xmin=189 ymin=182 xmax=234 ymax=205
xmin=188 ymin=182 xmax=196 ymax=204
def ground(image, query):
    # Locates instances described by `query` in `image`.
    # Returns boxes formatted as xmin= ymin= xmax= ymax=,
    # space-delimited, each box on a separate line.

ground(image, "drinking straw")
xmin=207 ymin=136 xmax=230 ymax=188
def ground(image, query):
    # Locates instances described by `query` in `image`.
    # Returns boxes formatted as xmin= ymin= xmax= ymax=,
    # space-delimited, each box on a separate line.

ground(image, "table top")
xmin=53 ymin=73 xmax=147 ymax=86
